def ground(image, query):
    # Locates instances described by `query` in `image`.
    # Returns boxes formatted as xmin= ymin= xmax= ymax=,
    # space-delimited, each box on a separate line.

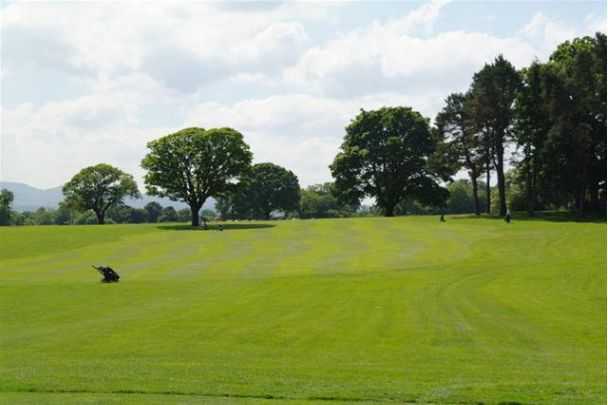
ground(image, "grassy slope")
xmin=0 ymin=217 xmax=605 ymax=404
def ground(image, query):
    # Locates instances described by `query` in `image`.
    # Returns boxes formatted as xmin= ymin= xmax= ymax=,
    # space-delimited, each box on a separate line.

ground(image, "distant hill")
xmin=0 ymin=181 xmax=215 ymax=212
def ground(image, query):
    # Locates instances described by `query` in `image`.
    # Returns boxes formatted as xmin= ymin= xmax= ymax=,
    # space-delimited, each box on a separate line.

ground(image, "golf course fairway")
xmin=0 ymin=216 xmax=605 ymax=404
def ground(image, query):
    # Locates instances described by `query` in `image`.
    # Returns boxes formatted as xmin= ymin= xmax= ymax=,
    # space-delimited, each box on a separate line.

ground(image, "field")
xmin=0 ymin=216 xmax=605 ymax=404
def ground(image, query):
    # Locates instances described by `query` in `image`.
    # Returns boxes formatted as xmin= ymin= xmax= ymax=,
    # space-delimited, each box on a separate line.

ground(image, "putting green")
xmin=0 ymin=216 xmax=605 ymax=404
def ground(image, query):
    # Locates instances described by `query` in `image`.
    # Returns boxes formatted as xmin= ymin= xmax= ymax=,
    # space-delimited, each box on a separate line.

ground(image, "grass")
xmin=0 ymin=216 xmax=605 ymax=404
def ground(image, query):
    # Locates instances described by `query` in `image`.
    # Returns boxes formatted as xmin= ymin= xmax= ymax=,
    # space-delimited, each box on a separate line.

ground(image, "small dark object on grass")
xmin=92 ymin=265 xmax=120 ymax=283
xmin=505 ymin=210 xmax=512 ymax=223
xmin=219 ymin=224 xmax=224 ymax=231
xmin=440 ymin=214 xmax=446 ymax=222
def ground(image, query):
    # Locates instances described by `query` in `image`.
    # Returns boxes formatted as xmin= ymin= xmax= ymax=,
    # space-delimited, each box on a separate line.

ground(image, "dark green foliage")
xmin=513 ymin=61 xmax=552 ymax=215
xmin=541 ymin=33 xmax=606 ymax=214
xmin=441 ymin=33 xmax=606 ymax=217
xmin=142 ymin=127 xmax=252 ymax=226
xmin=177 ymin=208 xmax=191 ymax=222
xmin=159 ymin=206 xmax=178 ymax=222
xmin=31 ymin=208 xmax=54 ymax=225
xmin=331 ymin=107 xmax=449 ymax=217
xmin=106 ymin=204 xmax=133 ymax=223
xmin=75 ymin=211 xmax=98 ymax=225
xmin=445 ymin=179 xmax=488 ymax=214
xmin=128 ymin=208 xmax=148 ymax=224
xmin=0 ymin=189 xmax=14 ymax=225
xmin=508 ymin=33 xmax=606 ymax=215
xmin=300 ymin=182 xmax=357 ymax=218
xmin=200 ymin=208 xmax=217 ymax=221
xmin=216 ymin=163 xmax=300 ymax=220
xmin=54 ymin=202 xmax=75 ymax=225
xmin=62 ymin=163 xmax=140 ymax=224
xmin=435 ymin=93 xmax=484 ymax=215
xmin=144 ymin=202 xmax=163 ymax=223
xmin=469 ymin=55 xmax=522 ymax=217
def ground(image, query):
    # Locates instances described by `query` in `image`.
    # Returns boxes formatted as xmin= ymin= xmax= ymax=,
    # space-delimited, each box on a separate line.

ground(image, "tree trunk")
xmin=471 ymin=173 xmax=480 ymax=216
xmin=575 ymin=185 xmax=586 ymax=217
xmin=496 ymin=143 xmax=507 ymax=217
xmin=526 ymin=160 xmax=534 ymax=216
xmin=384 ymin=203 xmax=395 ymax=217
xmin=95 ymin=210 xmax=105 ymax=225
xmin=589 ymin=181 xmax=599 ymax=213
xmin=190 ymin=204 xmax=201 ymax=226
xmin=485 ymin=161 xmax=491 ymax=215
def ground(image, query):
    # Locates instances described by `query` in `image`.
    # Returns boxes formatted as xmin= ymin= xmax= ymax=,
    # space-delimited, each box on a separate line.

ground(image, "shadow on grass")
xmin=157 ymin=223 xmax=276 ymax=231
xmin=451 ymin=211 xmax=606 ymax=224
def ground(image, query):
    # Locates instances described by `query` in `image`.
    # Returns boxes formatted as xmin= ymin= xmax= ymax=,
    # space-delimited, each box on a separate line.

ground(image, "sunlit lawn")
xmin=1 ymin=216 xmax=605 ymax=404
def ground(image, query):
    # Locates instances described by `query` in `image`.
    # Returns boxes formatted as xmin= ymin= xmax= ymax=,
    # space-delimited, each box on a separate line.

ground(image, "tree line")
xmin=0 ymin=33 xmax=604 ymax=227
xmin=435 ymin=33 xmax=606 ymax=217
xmin=332 ymin=33 xmax=605 ymax=217
xmin=0 ymin=189 xmax=217 ymax=226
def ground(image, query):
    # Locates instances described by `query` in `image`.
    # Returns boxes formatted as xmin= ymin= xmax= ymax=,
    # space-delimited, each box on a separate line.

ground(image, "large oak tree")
xmin=62 ymin=163 xmax=140 ymax=224
xmin=331 ymin=107 xmax=448 ymax=217
xmin=141 ymin=127 xmax=252 ymax=226
xmin=217 ymin=163 xmax=300 ymax=220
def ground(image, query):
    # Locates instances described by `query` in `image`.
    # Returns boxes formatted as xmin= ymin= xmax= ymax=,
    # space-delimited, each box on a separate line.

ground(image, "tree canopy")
xmin=144 ymin=202 xmax=163 ymax=223
xmin=331 ymin=107 xmax=449 ymax=217
xmin=141 ymin=127 xmax=252 ymax=226
xmin=216 ymin=162 xmax=300 ymax=220
xmin=62 ymin=163 xmax=140 ymax=224
xmin=300 ymin=182 xmax=357 ymax=219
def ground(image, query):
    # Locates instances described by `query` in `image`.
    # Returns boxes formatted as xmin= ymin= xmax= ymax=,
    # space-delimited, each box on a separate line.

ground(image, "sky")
xmin=1 ymin=0 xmax=606 ymax=189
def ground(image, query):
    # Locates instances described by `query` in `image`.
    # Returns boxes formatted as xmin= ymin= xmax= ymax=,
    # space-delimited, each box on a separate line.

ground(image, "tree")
xmin=469 ymin=55 xmax=522 ymax=216
xmin=445 ymin=179 xmax=488 ymax=214
xmin=54 ymin=202 xmax=75 ymax=225
xmin=107 ymin=204 xmax=133 ymax=223
xmin=144 ymin=202 xmax=163 ymax=223
xmin=331 ymin=107 xmax=449 ymax=217
xmin=541 ymin=33 xmax=606 ymax=214
xmin=232 ymin=163 xmax=300 ymax=219
xmin=75 ymin=211 xmax=98 ymax=225
xmin=177 ymin=208 xmax=191 ymax=222
xmin=435 ymin=92 xmax=484 ymax=215
xmin=300 ymin=182 xmax=356 ymax=218
xmin=200 ymin=208 xmax=217 ymax=221
xmin=62 ymin=163 xmax=140 ymax=224
xmin=141 ymin=127 xmax=252 ymax=226
xmin=0 ymin=189 xmax=14 ymax=226
xmin=129 ymin=208 xmax=148 ymax=223
xmin=32 ymin=207 xmax=54 ymax=225
xmin=513 ymin=61 xmax=552 ymax=215
xmin=159 ymin=206 xmax=178 ymax=222
xmin=215 ymin=185 xmax=244 ymax=220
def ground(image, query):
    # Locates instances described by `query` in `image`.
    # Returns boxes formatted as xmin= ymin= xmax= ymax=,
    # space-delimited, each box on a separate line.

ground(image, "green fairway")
xmin=0 ymin=216 xmax=605 ymax=404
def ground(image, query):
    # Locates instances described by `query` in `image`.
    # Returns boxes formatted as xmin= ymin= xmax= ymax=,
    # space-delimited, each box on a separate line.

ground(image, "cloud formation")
xmin=1 ymin=1 xmax=605 ymax=189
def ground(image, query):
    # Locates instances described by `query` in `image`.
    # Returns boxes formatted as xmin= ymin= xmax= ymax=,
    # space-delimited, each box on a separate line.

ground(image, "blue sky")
xmin=1 ymin=0 xmax=605 ymax=189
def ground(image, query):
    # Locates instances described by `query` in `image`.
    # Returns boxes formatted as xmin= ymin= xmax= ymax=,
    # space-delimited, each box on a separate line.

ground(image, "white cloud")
xmin=1 ymin=0 xmax=605 ymax=190
xmin=183 ymin=92 xmax=446 ymax=186
xmin=521 ymin=13 xmax=578 ymax=52
xmin=0 ymin=1 xmax=316 ymax=95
